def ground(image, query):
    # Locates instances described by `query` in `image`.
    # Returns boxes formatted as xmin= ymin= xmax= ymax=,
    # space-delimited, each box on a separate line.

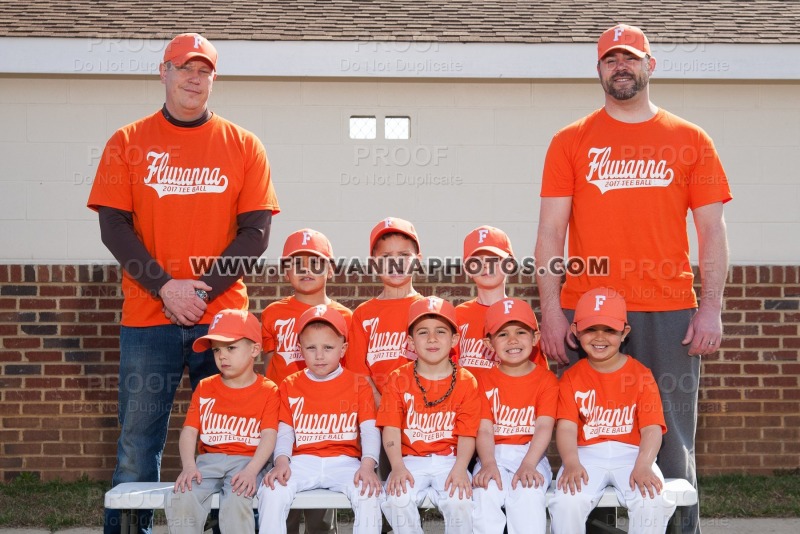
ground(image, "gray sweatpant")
xmin=165 ymin=453 xmax=262 ymax=534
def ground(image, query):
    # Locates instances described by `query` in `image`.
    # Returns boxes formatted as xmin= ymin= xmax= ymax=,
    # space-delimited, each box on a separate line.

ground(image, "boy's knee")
xmin=257 ymin=482 xmax=293 ymax=507
xmin=222 ymin=491 xmax=253 ymax=510
xmin=439 ymin=496 xmax=473 ymax=531
xmin=514 ymin=485 xmax=547 ymax=508
xmin=351 ymin=488 xmax=380 ymax=506
xmin=549 ymin=492 xmax=592 ymax=516
xmin=472 ymin=484 xmax=501 ymax=506
xmin=383 ymin=490 xmax=413 ymax=508
xmin=167 ymin=491 xmax=195 ymax=510
xmin=440 ymin=493 xmax=474 ymax=514
xmin=637 ymin=492 xmax=677 ymax=515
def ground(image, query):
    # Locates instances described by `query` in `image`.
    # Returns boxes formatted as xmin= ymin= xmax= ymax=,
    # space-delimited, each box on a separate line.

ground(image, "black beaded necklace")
xmin=413 ymin=360 xmax=457 ymax=408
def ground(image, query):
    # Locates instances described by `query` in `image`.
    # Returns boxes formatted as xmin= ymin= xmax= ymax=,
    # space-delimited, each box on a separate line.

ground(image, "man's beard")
xmin=602 ymin=70 xmax=649 ymax=100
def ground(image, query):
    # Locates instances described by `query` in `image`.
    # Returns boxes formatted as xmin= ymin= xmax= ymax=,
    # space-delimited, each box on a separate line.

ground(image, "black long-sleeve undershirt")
xmin=98 ymin=207 xmax=272 ymax=301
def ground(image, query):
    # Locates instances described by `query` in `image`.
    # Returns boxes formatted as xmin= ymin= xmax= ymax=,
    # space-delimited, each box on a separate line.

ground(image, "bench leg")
xmin=120 ymin=509 xmax=132 ymax=534
xmin=587 ymin=519 xmax=626 ymax=534
xmin=587 ymin=507 xmax=619 ymax=534
xmin=667 ymin=507 xmax=684 ymax=534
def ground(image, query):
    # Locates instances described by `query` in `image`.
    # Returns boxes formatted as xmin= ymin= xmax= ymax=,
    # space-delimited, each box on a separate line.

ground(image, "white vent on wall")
xmin=384 ymin=116 xmax=410 ymax=140
xmin=349 ymin=116 xmax=377 ymax=139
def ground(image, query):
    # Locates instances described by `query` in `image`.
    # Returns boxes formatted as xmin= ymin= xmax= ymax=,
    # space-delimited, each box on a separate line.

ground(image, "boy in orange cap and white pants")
xmin=472 ymin=298 xmax=558 ymax=534
xmin=257 ymin=305 xmax=383 ymax=534
xmin=378 ymin=296 xmax=481 ymax=534
xmin=548 ymin=288 xmax=677 ymax=534
xmin=261 ymin=228 xmax=352 ymax=532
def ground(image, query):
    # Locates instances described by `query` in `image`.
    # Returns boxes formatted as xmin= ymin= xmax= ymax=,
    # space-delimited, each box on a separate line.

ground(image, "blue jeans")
xmin=104 ymin=324 xmax=219 ymax=534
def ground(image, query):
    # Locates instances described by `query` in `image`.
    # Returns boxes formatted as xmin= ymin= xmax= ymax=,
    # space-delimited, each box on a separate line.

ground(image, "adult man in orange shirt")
xmin=535 ymin=24 xmax=731 ymax=534
xmin=87 ymin=33 xmax=280 ymax=534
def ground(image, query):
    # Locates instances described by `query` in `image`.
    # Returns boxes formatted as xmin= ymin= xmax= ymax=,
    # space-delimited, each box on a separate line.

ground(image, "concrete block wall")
xmin=0 ymin=77 xmax=798 ymax=263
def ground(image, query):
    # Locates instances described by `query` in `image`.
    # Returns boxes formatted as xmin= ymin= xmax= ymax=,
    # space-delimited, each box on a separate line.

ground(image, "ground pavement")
xmin=2 ymin=518 xmax=800 ymax=533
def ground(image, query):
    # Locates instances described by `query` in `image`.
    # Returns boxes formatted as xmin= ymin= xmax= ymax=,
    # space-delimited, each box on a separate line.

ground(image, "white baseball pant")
xmin=548 ymin=441 xmax=677 ymax=534
xmin=256 ymin=454 xmax=381 ymax=534
xmin=380 ymin=455 xmax=473 ymax=534
xmin=472 ymin=444 xmax=551 ymax=534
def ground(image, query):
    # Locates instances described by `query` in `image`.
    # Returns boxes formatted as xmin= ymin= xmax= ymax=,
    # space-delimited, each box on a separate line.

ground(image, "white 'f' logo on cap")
xmin=194 ymin=35 xmax=204 ymax=49
xmin=210 ymin=312 xmax=223 ymax=331
xmin=613 ymin=26 xmax=624 ymax=42
xmin=503 ymin=299 xmax=514 ymax=315
xmin=427 ymin=297 xmax=440 ymax=310
xmin=384 ymin=218 xmax=393 ymax=229
xmin=314 ymin=305 xmax=327 ymax=316
xmin=302 ymin=231 xmax=312 ymax=245
xmin=478 ymin=229 xmax=489 ymax=243
xmin=594 ymin=295 xmax=607 ymax=311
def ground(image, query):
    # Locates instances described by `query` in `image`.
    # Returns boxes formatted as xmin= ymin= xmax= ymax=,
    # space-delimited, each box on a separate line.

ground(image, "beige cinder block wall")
xmin=0 ymin=76 xmax=797 ymax=265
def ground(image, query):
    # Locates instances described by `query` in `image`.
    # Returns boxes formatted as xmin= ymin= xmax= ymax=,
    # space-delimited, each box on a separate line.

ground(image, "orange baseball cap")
xmin=282 ymin=228 xmax=334 ymax=259
xmin=597 ymin=24 xmax=651 ymax=60
xmin=369 ymin=217 xmax=420 ymax=254
xmin=573 ymin=287 xmax=628 ymax=331
xmin=294 ymin=304 xmax=348 ymax=339
xmin=463 ymin=225 xmax=514 ymax=259
xmin=484 ymin=298 xmax=539 ymax=336
xmin=163 ymin=33 xmax=218 ymax=69
xmin=192 ymin=309 xmax=260 ymax=352
xmin=408 ymin=296 xmax=458 ymax=332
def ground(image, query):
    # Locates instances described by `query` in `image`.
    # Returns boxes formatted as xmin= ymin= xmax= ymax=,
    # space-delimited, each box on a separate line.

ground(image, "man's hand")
xmin=540 ymin=309 xmax=577 ymax=365
xmin=682 ymin=306 xmax=722 ymax=356
xmin=159 ymin=279 xmax=212 ymax=326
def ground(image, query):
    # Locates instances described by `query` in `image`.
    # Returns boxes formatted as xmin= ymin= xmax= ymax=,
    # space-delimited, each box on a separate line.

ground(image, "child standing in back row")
xmin=346 ymin=217 xmax=424 ymax=402
xmin=455 ymin=226 xmax=547 ymax=377
xmin=262 ymin=228 xmax=352 ymax=385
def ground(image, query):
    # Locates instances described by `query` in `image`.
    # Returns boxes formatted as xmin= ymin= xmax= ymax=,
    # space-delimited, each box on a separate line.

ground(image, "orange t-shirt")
xmin=87 ymin=111 xmax=280 ymax=327
xmin=477 ymin=364 xmax=558 ymax=446
xmin=184 ymin=375 xmax=280 ymax=456
xmin=345 ymin=295 xmax=423 ymax=394
xmin=556 ymin=357 xmax=666 ymax=447
xmin=377 ymin=363 xmax=481 ymax=457
xmin=455 ymin=298 xmax=547 ymax=376
xmin=261 ymin=297 xmax=352 ymax=384
xmin=541 ymin=108 xmax=732 ymax=311
xmin=279 ymin=368 xmax=376 ymax=458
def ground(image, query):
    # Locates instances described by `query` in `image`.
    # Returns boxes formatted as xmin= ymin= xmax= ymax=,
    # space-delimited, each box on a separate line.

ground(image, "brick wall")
xmin=0 ymin=264 xmax=798 ymax=482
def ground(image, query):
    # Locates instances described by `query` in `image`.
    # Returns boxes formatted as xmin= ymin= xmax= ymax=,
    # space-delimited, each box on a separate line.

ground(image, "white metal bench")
xmin=105 ymin=478 xmax=697 ymax=533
